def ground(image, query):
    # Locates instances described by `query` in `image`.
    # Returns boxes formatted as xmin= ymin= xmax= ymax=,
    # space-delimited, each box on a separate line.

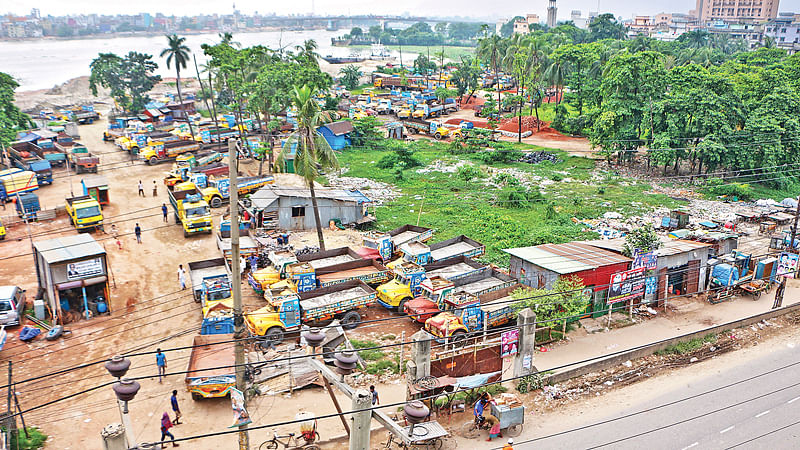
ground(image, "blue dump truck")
xmin=14 ymin=192 xmax=40 ymax=220
xmin=188 ymin=258 xmax=235 ymax=335
xmin=362 ymin=224 xmax=434 ymax=262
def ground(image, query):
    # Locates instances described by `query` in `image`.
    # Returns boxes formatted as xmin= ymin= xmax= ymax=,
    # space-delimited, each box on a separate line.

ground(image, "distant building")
xmin=764 ymin=13 xmax=800 ymax=52
xmin=547 ymin=0 xmax=558 ymax=28
xmin=571 ymin=10 xmax=588 ymax=28
xmin=512 ymin=14 xmax=540 ymax=35
xmin=629 ymin=15 xmax=655 ymax=36
xmin=248 ymin=185 xmax=372 ymax=231
xmin=694 ymin=0 xmax=780 ymax=23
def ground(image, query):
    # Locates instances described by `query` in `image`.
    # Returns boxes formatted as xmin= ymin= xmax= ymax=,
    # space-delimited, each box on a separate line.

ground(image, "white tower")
xmin=547 ymin=0 xmax=558 ymax=28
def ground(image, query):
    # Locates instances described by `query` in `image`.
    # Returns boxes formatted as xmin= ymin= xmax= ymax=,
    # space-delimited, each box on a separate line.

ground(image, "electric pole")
xmin=228 ymin=139 xmax=249 ymax=450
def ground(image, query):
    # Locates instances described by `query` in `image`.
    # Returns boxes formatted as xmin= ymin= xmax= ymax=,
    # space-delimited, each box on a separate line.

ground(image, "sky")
xmin=7 ymin=0 xmax=800 ymax=21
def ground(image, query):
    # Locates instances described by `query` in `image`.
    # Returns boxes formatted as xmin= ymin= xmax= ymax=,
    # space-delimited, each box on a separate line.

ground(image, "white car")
xmin=0 ymin=286 xmax=25 ymax=327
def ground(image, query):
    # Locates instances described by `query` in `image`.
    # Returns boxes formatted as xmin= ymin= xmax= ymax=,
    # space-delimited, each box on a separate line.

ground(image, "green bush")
xmin=473 ymin=148 xmax=523 ymax=164
xmin=5 ymin=427 xmax=48 ymax=450
xmin=493 ymin=173 xmax=520 ymax=186
xmin=655 ymin=333 xmax=717 ymax=355
xmin=365 ymin=359 xmax=400 ymax=374
xmin=704 ymin=178 xmax=754 ymax=201
xmin=376 ymin=146 xmax=421 ymax=170
xmin=550 ymin=173 xmax=563 ymax=182
xmin=497 ymin=185 xmax=539 ymax=208
xmin=456 ymin=165 xmax=483 ymax=181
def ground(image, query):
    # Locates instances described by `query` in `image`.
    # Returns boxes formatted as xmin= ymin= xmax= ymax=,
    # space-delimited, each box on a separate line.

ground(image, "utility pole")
xmin=790 ymin=196 xmax=800 ymax=254
xmin=229 ymin=139 xmax=250 ymax=450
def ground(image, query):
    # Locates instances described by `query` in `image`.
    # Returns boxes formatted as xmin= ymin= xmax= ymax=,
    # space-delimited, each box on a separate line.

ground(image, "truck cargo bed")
xmin=298 ymin=280 xmax=377 ymax=321
xmin=186 ymin=334 xmax=235 ymax=380
xmin=188 ymin=258 xmax=230 ymax=301
xmin=429 ymin=235 xmax=484 ymax=262
xmin=425 ymin=256 xmax=488 ymax=281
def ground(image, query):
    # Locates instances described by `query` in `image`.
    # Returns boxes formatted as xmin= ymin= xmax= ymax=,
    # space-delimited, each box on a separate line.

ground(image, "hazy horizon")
xmin=7 ymin=0 xmax=800 ymax=22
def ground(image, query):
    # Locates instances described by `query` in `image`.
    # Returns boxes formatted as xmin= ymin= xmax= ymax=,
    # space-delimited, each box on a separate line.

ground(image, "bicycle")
xmin=259 ymin=430 xmax=320 ymax=450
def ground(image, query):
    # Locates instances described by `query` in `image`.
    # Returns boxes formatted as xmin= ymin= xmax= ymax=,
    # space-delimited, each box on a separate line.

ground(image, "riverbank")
xmin=0 ymin=26 xmax=336 ymax=43
xmin=349 ymin=44 xmax=475 ymax=60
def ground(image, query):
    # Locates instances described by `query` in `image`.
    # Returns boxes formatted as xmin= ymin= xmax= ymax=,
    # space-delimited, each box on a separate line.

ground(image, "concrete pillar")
xmin=349 ymin=389 xmax=371 ymax=450
xmin=410 ymin=330 xmax=430 ymax=380
xmin=101 ymin=423 xmax=128 ymax=450
xmin=513 ymin=308 xmax=537 ymax=378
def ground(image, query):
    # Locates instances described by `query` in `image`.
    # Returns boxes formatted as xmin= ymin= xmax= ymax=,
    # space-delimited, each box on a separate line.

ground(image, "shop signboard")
xmin=501 ymin=329 xmax=519 ymax=358
xmin=66 ymin=258 xmax=103 ymax=280
xmin=632 ymin=250 xmax=657 ymax=270
xmin=777 ymin=252 xmax=799 ymax=278
xmin=608 ymin=267 xmax=645 ymax=304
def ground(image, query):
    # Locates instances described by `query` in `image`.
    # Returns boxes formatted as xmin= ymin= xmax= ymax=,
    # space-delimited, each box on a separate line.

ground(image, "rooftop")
xmin=503 ymin=242 xmax=631 ymax=275
xmin=319 ymin=120 xmax=354 ymax=136
xmin=249 ymin=185 xmax=371 ymax=209
xmin=580 ymin=237 xmax=712 ymax=257
xmin=33 ymin=234 xmax=105 ymax=264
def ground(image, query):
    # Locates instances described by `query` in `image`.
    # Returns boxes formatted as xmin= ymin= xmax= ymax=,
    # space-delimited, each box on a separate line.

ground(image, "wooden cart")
xmin=738 ymin=279 xmax=770 ymax=300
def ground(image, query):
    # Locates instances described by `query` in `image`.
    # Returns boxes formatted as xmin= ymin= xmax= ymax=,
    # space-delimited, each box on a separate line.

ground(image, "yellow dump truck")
xmin=168 ymin=183 xmax=212 ymax=237
xmin=65 ymin=195 xmax=103 ymax=232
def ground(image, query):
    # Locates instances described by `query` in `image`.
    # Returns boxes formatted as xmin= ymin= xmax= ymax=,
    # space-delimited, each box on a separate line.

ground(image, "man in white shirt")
xmin=178 ymin=264 xmax=187 ymax=290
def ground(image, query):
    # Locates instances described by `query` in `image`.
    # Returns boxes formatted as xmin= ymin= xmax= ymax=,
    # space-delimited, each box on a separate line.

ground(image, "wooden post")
xmin=322 ymin=377 xmax=350 ymax=434
xmin=399 ymin=331 xmax=405 ymax=376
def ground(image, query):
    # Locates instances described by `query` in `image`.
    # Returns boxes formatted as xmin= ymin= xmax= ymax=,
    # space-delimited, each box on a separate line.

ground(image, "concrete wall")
xmin=545 ymin=301 xmax=800 ymax=385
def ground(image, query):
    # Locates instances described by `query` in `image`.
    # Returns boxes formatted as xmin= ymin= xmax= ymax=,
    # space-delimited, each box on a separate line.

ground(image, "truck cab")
xmin=65 ymin=195 xmax=103 ymax=232
xmin=397 ymin=107 xmax=412 ymax=119
xmin=423 ymin=291 xmax=483 ymax=342
xmin=0 ymin=286 xmax=25 ymax=326
xmin=376 ymin=261 xmax=426 ymax=311
xmin=376 ymin=99 xmax=393 ymax=115
xmin=0 ymin=218 xmax=5 ymax=240
xmin=412 ymin=104 xmax=429 ymax=119
xmin=170 ymin=183 xmax=212 ymax=237
xmin=246 ymin=294 xmax=302 ymax=342
xmin=404 ymin=276 xmax=455 ymax=323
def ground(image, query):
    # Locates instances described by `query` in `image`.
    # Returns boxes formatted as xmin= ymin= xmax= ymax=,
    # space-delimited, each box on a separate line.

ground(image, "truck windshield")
xmin=186 ymin=206 xmax=209 ymax=217
xmin=76 ymin=206 xmax=100 ymax=219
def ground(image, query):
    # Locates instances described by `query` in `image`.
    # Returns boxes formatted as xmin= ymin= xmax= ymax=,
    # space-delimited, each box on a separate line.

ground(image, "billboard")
xmin=632 ymin=250 xmax=657 ymax=270
xmin=66 ymin=258 xmax=103 ymax=280
xmin=608 ymin=267 xmax=645 ymax=304
xmin=777 ymin=252 xmax=799 ymax=278
xmin=501 ymin=329 xmax=519 ymax=358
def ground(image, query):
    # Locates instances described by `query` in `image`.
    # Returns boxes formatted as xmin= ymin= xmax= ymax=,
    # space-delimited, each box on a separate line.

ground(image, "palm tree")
xmin=544 ymin=60 xmax=568 ymax=105
xmin=478 ymin=34 xmax=504 ymax=117
xmin=219 ymin=32 xmax=240 ymax=47
xmin=276 ymin=85 xmax=339 ymax=250
xmin=160 ymin=34 xmax=195 ymax=142
xmin=295 ymin=39 xmax=320 ymax=67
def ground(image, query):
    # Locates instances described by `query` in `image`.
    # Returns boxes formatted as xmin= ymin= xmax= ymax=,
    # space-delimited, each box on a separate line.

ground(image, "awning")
xmin=83 ymin=276 xmax=107 ymax=286
xmin=56 ymin=281 xmax=82 ymax=290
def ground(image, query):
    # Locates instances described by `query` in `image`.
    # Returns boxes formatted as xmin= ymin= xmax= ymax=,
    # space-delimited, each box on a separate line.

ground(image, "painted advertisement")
xmin=501 ymin=329 xmax=519 ymax=358
xmin=777 ymin=252 xmax=799 ymax=278
xmin=608 ymin=267 xmax=645 ymax=304
xmin=66 ymin=258 xmax=103 ymax=280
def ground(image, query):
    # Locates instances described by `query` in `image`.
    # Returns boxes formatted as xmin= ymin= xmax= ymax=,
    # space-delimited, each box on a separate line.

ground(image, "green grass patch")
xmin=365 ymin=359 xmax=400 ymax=374
xmin=350 ymin=339 xmax=385 ymax=361
xmin=379 ymin=334 xmax=396 ymax=340
xmin=4 ymin=427 xmax=48 ymax=450
xmin=655 ymin=333 xmax=718 ymax=355
xmin=338 ymin=139 xmax=683 ymax=265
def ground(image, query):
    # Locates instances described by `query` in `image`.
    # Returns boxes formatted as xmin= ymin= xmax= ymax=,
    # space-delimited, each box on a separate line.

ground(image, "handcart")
xmin=738 ymin=279 xmax=770 ymax=300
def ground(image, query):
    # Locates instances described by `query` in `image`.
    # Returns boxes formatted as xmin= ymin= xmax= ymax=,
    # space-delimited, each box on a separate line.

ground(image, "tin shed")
xmin=317 ymin=121 xmax=354 ymax=150
xmin=247 ymin=185 xmax=372 ymax=231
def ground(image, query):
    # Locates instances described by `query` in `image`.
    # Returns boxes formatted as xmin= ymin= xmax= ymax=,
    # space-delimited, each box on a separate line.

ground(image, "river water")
xmin=3 ymin=29 xmax=405 ymax=91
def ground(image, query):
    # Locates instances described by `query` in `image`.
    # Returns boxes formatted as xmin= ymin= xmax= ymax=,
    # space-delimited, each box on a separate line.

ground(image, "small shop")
xmin=33 ymin=234 xmax=110 ymax=322
xmin=81 ymin=175 xmax=110 ymax=206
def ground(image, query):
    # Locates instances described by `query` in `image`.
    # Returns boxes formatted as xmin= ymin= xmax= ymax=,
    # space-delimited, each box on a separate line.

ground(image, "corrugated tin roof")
xmin=249 ymin=185 xmax=371 ymax=210
xmin=654 ymin=239 xmax=711 ymax=257
xmin=33 ymin=234 xmax=105 ymax=264
xmin=503 ymin=242 xmax=630 ymax=275
xmin=81 ymin=175 xmax=109 ymax=189
xmin=320 ymin=120 xmax=354 ymax=136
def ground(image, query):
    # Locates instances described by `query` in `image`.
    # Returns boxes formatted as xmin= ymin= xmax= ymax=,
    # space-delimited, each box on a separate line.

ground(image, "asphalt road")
xmin=526 ymin=344 xmax=800 ymax=449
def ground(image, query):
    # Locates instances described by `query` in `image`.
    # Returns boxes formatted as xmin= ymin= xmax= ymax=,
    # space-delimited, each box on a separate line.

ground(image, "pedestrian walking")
xmin=170 ymin=390 xmax=182 ymax=425
xmin=773 ymin=277 xmax=787 ymax=309
xmin=370 ymin=385 xmax=379 ymax=406
xmin=159 ymin=412 xmax=179 ymax=448
xmin=162 ymin=203 xmax=168 ymax=222
xmin=153 ymin=180 xmax=158 ymax=197
xmin=138 ymin=180 xmax=144 ymax=197
xmin=134 ymin=223 xmax=142 ymax=244
xmin=156 ymin=348 xmax=167 ymax=383
xmin=178 ymin=265 xmax=187 ymax=290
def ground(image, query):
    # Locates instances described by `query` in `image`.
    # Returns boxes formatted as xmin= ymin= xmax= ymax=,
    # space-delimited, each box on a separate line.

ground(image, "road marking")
xmin=681 ymin=443 xmax=699 ymax=450
xmin=755 ymin=410 xmax=771 ymax=418
xmin=788 ymin=396 xmax=800 ymax=404
xmin=720 ymin=426 xmax=734 ymax=434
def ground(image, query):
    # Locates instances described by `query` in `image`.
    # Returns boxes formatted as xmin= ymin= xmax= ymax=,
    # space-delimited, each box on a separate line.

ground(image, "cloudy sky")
xmin=7 ymin=0 xmax=800 ymax=20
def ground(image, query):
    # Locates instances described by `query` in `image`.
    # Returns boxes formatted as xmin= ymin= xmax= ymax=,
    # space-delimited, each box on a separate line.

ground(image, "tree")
xmin=588 ymin=13 xmax=627 ymax=41
xmin=276 ymin=85 xmax=339 ymax=250
xmin=452 ymin=56 xmax=480 ymax=100
xmin=511 ymin=276 xmax=588 ymax=329
xmin=350 ymin=27 xmax=363 ymax=38
xmin=161 ymin=34 xmax=195 ymax=141
xmin=478 ymin=34 xmax=505 ymax=118
xmin=218 ymin=32 xmax=240 ymax=47
xmin=435 ymin=87 xmax=456 ymax=104
xmin=0 ymin=73 xmax=31 ymax=149
xmin=413 ymin=54 xmax=437 ymax=75
xmin=339 ymin=65 xmax=362 ymax=90
xmin=295 ymin=39 xmax=320 ymax=67
xmin=89 ymin=52 xmax=160 ymax=112
xmin=622 ymin=224 xmax=661 ymax=257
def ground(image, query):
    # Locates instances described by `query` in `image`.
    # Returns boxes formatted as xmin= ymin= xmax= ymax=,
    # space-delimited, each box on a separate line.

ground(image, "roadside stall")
xmin=81 ymin=175 xmax=110 ymax=206
xmin=32 ymin=234 xmax=110 ymax=322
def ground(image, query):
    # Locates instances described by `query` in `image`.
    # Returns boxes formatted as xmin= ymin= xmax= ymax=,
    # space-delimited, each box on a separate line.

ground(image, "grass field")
xmin=336 ymin=139 xmax=682 ymax=265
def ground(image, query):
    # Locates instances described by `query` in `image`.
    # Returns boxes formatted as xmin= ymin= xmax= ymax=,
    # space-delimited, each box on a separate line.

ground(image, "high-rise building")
xmin=694 ymin=0 xmax=780 ymax=23
xmin=547 ymin=0 xmax=558 ymax=27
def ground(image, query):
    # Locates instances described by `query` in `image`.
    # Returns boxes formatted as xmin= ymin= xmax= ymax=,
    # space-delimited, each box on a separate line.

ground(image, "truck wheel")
xmin=241 ymin=197 xmax=252 ymax=208
xmin=149 ymin=156 xmax=158 ymax=165
xmin=397 ymin=298 xmax=411 ymax=315
xmin=341 ymin=311 xmax=361 ymax=330
xmin=434 ymin=132 xmax=443 ymax=140
xmin=184 ymin=230 xmax=189 ymax=238
xmin=265 ymin=327 xmax=284 ymax=343
xmin=191 ymin=392 xmax=202 ymax=401
xmin=210 ymin=197 xmax=222 ymax=208
xmin=450 ymin=330 xmax=467 ymax=344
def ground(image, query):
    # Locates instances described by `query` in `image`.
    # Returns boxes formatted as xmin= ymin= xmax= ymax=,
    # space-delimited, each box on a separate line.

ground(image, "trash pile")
xmin=517 ymin=151 xmax=562 ymax=165
xmin=325 ymin=171 xmax=400 ymax=205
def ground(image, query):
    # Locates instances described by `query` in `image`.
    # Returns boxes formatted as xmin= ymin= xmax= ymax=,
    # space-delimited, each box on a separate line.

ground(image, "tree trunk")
xmin=175 ymin=67 xmax=195 ymax=143
xmin=308 ymin=172 xmax=326 ymax=250
xmin=207 ymin=71 xmax=221 ymax=144
xmin=193 ymin=55 xmax=216 ymax=141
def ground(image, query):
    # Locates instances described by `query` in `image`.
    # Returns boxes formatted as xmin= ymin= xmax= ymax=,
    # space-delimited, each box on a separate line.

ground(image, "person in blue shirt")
xmin=171 ymin=390 xmax=182 ymax=424
xmin=156 ymin=348 xmax=167 ymax=383
xmin=162 ymin=203 xmax=168 ymax=223
xmin=474 ymin=394 xmax=487 ymax=423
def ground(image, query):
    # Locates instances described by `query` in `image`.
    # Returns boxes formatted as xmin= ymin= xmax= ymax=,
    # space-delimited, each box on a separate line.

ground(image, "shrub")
xmin=365 ymin=359 xmax=400 ymax=374
xmin=376 ymin=146 xmax=421 ymax=170
xmin=493 ymin=173 xmax=520 ymax=186
xmin=550 ymin=173 xmax=563 ymax=182
xmin=456 ymin=165 xmax=483 ymax=181
xmin=473 ymin=148 xmax=523 ymax=164
xmin=704 ymin=178 xmax=754 ymax=201
xmin=6 ymin=427 xmax=48 ymax=450
xmin=497 ymin=185 xmax=538 ymax=208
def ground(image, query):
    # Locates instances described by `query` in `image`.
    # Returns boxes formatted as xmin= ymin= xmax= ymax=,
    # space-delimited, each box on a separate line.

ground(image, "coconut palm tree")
xmin=276 ymin=85 xmax=339 ymax=250
xmin=160 ymin=34 xmax=195 ymax=142
xmin=544 ymin=60 xmax=569 ymax=105
xmin=477 ymin=34 xmax=505 ymax=116
xmin=219 ymin=32 xmax=240 ymax=47
xmin=295 ymin=39 xmax=320 ymax=67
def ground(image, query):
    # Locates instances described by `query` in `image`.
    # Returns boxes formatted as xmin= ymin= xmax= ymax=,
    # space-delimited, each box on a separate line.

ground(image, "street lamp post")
xmin=105 ymin=356 xmax=141 ymax=448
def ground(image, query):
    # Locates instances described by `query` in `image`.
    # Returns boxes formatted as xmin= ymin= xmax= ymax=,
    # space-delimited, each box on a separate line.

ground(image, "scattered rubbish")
xmin=603 ymin=212 xmax=623 ymax=219
xmin=622 ymin=360 xmax=632 ymax=368
xmin=604 ymin=381 xmax=613 ymax=386
xmin=539 ymin=347 xmax=548 ymax=352
xmin=518 ymin=151 xmax=562 ymax=165
xmin=689 ymin=357 xmax=699 ymax=363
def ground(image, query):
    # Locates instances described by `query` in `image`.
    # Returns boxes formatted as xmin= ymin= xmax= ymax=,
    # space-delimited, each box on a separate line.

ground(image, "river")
xmin=3 ymin=29 xmax=407 ymax=91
